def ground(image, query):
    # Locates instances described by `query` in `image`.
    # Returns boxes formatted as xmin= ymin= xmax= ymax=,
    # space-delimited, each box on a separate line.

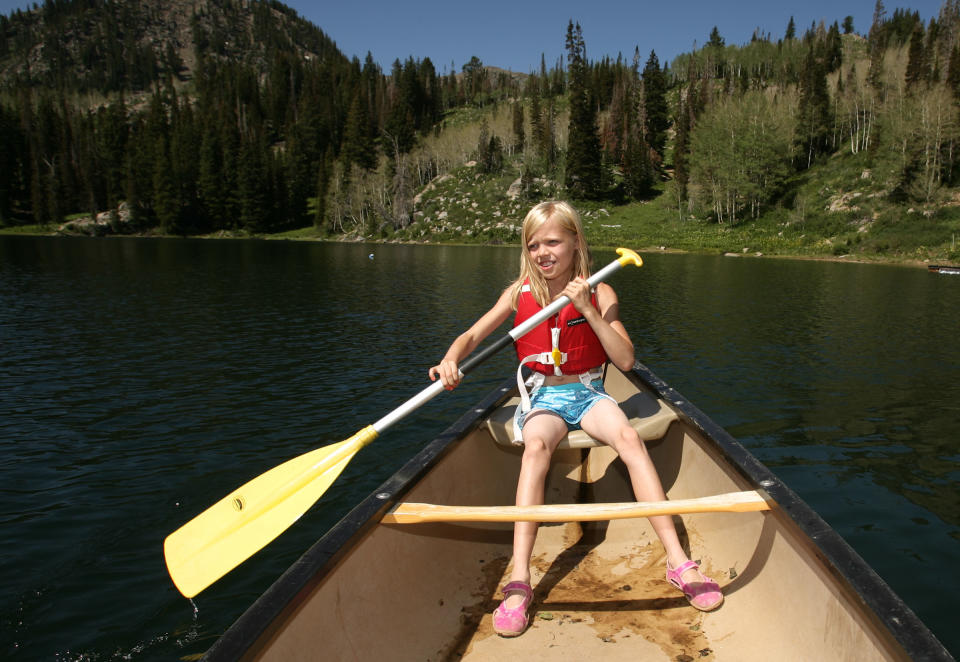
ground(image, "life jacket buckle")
xmin=551 ymin=346 xmax=563 ymax=367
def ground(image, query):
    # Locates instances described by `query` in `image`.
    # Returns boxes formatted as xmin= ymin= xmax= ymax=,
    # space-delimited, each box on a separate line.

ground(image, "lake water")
xmin=1 ymin=236 xmax=957 ymax=660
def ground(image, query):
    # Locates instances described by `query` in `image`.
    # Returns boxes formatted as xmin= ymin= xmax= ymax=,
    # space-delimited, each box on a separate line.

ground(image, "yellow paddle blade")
xmin=164 ymin=425 xmax=377 ymax=598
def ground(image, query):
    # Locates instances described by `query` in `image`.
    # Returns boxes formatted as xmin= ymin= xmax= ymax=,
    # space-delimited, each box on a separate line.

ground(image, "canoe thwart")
xmin=485 ymin=389 xmax=678 ymax=449
xmin=381 ymin=490 xmax=773 ymax=524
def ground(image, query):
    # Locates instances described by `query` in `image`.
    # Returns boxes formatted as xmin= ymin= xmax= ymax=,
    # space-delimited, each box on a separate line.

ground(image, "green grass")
xmin=0 ymin=223 xmax=54 ymax=235
xmin=268 ymin=225 xmax=327 ymax=240
xmin=8 ymin=133 xmax=958 ymax=267
xmin=376 ymin=146 xmax=960 ymax=266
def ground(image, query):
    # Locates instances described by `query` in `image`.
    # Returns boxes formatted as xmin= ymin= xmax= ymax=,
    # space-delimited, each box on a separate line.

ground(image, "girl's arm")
xmin=564 ymin=279 xmax=635 ymax=372
xmin=429 ymin=286 xmax=515 ymax=389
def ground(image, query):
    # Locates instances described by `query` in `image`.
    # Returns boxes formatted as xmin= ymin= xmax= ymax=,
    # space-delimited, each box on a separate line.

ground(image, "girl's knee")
xmin=615 ymin=426 xmax=649 ymax=459
xmin=619 ymin=425 xmax=644 ymax=448
xmin=521 ymin=437 xmax=554 ymax=468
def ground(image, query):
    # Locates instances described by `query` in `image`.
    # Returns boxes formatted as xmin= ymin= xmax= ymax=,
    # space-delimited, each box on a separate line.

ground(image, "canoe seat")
xmin=486 ymin=389 xmax=678 ymax=449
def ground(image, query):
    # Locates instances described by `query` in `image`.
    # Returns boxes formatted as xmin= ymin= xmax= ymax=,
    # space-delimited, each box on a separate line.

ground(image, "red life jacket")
xmin=513 ymin=279 xmax=608 ymax=376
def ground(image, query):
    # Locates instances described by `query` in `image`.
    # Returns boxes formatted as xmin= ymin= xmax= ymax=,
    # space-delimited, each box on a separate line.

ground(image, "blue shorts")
xmin=515 ymin=380 xmax=616 ymax=432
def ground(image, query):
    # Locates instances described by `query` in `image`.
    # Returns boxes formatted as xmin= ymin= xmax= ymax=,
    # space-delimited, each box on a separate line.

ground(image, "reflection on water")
xmin=0 ymin=237 xmax=957 ymax=658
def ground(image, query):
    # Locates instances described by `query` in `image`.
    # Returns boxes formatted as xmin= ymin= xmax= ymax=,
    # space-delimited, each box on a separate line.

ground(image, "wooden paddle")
xmin=164 ymin=248 xmax=644 ymax=598
xmin=382 ymin=490 xmax=773 ymax=524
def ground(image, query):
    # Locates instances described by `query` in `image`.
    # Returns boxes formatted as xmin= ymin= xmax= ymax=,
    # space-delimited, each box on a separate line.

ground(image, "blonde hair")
xmin=512 ymin=201 xmax=593 ymax=308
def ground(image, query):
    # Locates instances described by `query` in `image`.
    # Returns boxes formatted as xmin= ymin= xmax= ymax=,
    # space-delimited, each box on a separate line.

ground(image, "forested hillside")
xmin=1 ymin=0 xmax=959 ymax=262
xmin=0 ymin=0 xmax=521 ymax=234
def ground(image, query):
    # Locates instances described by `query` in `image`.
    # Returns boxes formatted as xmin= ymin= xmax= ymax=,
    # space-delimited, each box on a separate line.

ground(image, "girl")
xmin=429 ymin=201 xmax=722 ymax=637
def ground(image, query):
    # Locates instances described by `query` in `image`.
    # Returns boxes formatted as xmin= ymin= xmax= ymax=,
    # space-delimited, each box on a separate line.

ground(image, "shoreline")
xmin=1 ymin=226 xmax=952 ymax=270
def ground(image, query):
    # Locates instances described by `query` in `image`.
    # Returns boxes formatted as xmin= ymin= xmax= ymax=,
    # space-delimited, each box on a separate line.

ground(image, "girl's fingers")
xmin=430 ymin=362 xmax=460 ymax=389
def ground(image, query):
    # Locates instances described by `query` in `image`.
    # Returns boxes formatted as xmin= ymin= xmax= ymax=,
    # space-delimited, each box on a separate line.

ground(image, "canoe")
xmin=203 ymin=363 xmax=951 ymax=661
xmin=928 ymin=265 xmax=960 ymax=275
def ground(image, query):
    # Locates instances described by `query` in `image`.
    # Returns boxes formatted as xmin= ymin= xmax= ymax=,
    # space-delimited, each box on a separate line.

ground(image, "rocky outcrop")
xmin=58 ymin=203 xmax=134 ymax=236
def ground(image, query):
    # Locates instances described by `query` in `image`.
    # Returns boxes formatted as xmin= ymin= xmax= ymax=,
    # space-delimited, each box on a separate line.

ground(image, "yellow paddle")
xmin=164 ymin=248 xmax=643 ymax=598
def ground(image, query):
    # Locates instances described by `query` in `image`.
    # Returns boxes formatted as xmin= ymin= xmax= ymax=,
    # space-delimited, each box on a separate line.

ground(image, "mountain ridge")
xmin=0 ymin=0 xmax=346 ymax=94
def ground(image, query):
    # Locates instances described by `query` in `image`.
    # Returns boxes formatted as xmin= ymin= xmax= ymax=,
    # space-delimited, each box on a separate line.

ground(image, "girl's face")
xmin=525 ymin=216 xmax=578 ymax=282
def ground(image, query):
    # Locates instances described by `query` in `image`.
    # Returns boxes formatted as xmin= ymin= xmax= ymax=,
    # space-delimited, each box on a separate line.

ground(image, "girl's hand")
xmin=429 ymin=358 xmax=461 ymax=390
xmin=562 ymin=277 xmax=592 ymax=314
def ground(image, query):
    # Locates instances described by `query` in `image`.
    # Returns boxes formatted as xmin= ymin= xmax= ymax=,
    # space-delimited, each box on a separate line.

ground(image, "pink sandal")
xmin=667 ymin=560 xmax=724 ymax=611
xmin=493 ymin=581 xmax=533 ymax=636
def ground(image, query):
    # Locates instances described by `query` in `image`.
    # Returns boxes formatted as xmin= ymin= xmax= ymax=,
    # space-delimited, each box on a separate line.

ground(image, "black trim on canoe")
xmin=202 ymin=380 xmax=516 ymax=661
xmin=631 ymin=362 xmax=951 ymax=662
xmin=203 ymin=363 xmax=952 ymax=662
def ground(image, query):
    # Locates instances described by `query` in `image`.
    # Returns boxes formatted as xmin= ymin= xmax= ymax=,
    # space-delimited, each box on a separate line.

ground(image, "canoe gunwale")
xmin=630 ymin=361 xmax=951 ymax=662
xmin=203 ymin=364 xmax=952 ymax=662
xmin=202 ymin=382 xmax=517 ymax=661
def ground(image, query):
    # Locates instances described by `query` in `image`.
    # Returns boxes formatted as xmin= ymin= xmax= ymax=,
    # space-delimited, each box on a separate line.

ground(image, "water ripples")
xmin=1 ymin=239 xmax=958 ymax=658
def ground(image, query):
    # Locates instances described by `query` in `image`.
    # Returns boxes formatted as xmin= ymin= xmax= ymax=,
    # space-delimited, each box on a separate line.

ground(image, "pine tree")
xmin=948 ymin=44 xmax=960 ymax=100
xmin=314 ymin=148 xmax=331 ymax=230
xmin=342 ymin=87 xmax=377 ymax=170
xmin=237 ymin=134 xmax=269 ymax=232
xmin=708 ymin=26 xmax=725 ymax=49
xmin=285 ymin=131 xmax=312 ymax=228
xmin=169 ymin=95 xmax=200 ymax=231
xmin=94 ymin=98 xmax=129 ymax=211
xmin=485 ymin=134 xmax=503 ymax=173
xmin=512 ymin=101 xmax=525 ymax=152
xmin=419 ymin=57 xmax=441 ymax=127
xmin=905 ymin=23 xmax=928 ymax=89
xmin=797 ymin=45 xmax=833 ymax=167
xmin=564 ymin=21 xmax=602 ymax=198
xmin=152 ymin=146 xmax=181 ymax=234
xmin=477 ymin=118 xmax=490 ymax=169
xmin=785 ymin=17 xmax=797 ymax=41
xmin=707 ymin=27 xmax=726 ymax=78
xmin=602 ymin=80 xmax=627 ymax=164
xmin=867 ymin=0 xmax=888 ymax=90
xmin=622 ymin=122 xmax=654 ymax=200
xmin=529 ymin=90 xmax=543 ymax=161
xmin=385 ymin=61 xmax=416 ymax=155
xmin=462 ymin=56 xmax=485 ymax=105
xmin=673 ymin=94 xmax=691 ymax=204
xmin=542 ymin=99 xmax=557 ymax=168
xmin=642 ymin=50 xmax=669 ymax=158
xmin=198 ymin=125 xmax=227 ymax=231
xmin=825 ymin=22 xmax=843 ymax=72
xmin=0 ymin=103 xmax=24 ymax=223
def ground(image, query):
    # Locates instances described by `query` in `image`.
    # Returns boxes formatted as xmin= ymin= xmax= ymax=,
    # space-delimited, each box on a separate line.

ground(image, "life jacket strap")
xmin=516 ymin=356 xmax=548 ymax=412
xmin=511 ymin=365 xmax=607 ymax=442
xmin=515 ymin=358 xmax=605 ymax=414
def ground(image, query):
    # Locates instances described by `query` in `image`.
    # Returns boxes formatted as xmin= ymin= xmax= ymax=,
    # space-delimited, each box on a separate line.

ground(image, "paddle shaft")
xmin=371 ymin=250 xmax=641 ymax=433
xmin=382 ymin=490 xmax=772 ymax=524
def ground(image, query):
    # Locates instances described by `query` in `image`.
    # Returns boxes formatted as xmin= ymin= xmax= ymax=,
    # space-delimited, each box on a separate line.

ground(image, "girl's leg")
xmin=503 ymin=410 xmax=567 ymax=608
xmin=579 ymin=400 xmax=701 ymax=582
